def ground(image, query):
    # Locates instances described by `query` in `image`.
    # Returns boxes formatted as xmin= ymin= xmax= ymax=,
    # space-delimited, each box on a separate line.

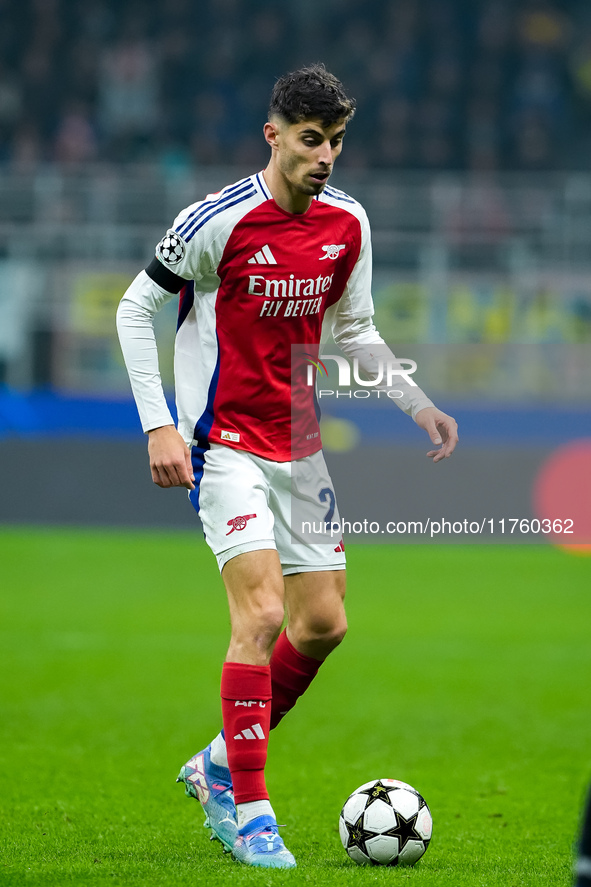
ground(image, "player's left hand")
xmin=414 ymin=407 xmax=458 ymax=463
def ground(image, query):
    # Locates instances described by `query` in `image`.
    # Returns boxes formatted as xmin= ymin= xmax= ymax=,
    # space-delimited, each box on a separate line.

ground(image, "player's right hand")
xmin=147 ymin=425 xmax=195 ymax=490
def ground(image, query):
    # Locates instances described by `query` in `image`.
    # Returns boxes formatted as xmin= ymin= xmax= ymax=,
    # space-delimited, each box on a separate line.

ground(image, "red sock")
xmin=270 ymin=630 xmax=321 ymax=730
xmin=221 ymin=662 xmax=272 ymax=804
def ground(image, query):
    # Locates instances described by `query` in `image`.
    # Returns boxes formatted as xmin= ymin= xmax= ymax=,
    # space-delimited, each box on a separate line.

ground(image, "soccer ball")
xmin=339 ymin=778 xmax=432 ymax=867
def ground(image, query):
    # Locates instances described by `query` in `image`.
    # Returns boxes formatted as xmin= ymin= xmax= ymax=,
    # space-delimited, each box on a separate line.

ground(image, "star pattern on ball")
xmin=357 ymin=780 xmax=395 ymax=807
xmin=343 ymin=812 xmax=375 ymax=858
xmin=385 ymin=810 xmax=423 ymax=854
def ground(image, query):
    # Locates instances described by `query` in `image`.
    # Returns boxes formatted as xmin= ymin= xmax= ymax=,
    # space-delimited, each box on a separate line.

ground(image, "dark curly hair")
xmin=269 ymin=63 xmax=356 ymax=127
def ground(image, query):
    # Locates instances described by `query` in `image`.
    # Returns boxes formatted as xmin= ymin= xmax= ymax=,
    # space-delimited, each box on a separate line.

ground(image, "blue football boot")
xmin=232 ymin=814 xmax=296 ymax=869
xmin=176 ymin=746 xmax=237 ymax=851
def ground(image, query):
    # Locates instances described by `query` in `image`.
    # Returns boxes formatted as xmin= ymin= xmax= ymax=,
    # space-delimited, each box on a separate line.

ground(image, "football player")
xmin=117 ymin=63 xmax=458 ymax=868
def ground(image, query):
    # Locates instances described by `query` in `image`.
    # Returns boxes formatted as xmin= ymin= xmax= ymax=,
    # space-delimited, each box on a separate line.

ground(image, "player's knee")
xmin=301 ymin=613 xmax=348 ymax=651
xmin=238 ymin=597 xmax=285 ymax=655
xmin=258 ymin=600 xmax=285 ymax=644
xmin=323 ymin=617 xmax=348 ymax=650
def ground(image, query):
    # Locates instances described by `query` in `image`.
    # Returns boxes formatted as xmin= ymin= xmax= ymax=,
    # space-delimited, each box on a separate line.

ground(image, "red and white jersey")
xmin=144 ymin=172 xmax=372 ymax=460
xmin=117 ymin=172 xmax=434 ymax=460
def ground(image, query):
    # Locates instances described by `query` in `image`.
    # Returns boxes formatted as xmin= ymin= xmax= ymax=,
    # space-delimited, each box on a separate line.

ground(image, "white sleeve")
xmin=116 ymin=270 xmax=176 ymax=433
xmin=328 ymin=312 xmax=435 ymax=420
xmin=334 ymin=205 xmax=375 ymax=322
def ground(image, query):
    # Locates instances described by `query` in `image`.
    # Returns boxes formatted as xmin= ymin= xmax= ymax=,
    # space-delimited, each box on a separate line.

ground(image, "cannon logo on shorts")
xmin=226 ymin=513 xmax=257 ymax=535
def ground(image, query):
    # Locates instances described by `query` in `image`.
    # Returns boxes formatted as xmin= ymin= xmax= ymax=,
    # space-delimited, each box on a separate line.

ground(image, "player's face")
xmin=266 ymin=117 xmax=347 ymax=209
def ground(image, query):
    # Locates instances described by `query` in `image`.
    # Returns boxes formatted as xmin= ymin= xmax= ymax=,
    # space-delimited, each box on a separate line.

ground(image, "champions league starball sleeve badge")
xmin=157 ymin=231 xmax=186 ymax=265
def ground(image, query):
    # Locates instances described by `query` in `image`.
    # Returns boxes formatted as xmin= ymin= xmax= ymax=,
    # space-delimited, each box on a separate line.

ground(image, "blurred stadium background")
xmin=0 ymin=0 xmax=590 ymax=536
xmin=2 ymin=10 xmax=589 ymax=884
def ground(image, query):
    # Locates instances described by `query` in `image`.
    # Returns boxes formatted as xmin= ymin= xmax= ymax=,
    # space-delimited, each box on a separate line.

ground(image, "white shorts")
xmin=188 ymin=443 xmax=346 ymax=574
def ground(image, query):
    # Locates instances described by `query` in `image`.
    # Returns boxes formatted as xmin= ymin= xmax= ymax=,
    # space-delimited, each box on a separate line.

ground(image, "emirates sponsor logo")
xmin=248 ymin=273 xmax=333 ymax=299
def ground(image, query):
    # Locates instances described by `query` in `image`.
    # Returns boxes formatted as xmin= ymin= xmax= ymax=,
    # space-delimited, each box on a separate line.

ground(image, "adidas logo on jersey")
xmin=247 ymin=244 xmax=277 ymax=265
xmin=233 ymin=723 xmax=265 ymax=740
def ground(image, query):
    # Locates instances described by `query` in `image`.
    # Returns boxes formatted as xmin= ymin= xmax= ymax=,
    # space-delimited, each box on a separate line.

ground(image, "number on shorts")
xmin=319 ymin=487 xmax=336 ymax=524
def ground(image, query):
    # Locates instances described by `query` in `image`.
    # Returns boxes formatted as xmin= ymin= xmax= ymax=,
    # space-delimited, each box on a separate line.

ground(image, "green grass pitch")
xmin=1 ymin=528 xmax=589 ymax=886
